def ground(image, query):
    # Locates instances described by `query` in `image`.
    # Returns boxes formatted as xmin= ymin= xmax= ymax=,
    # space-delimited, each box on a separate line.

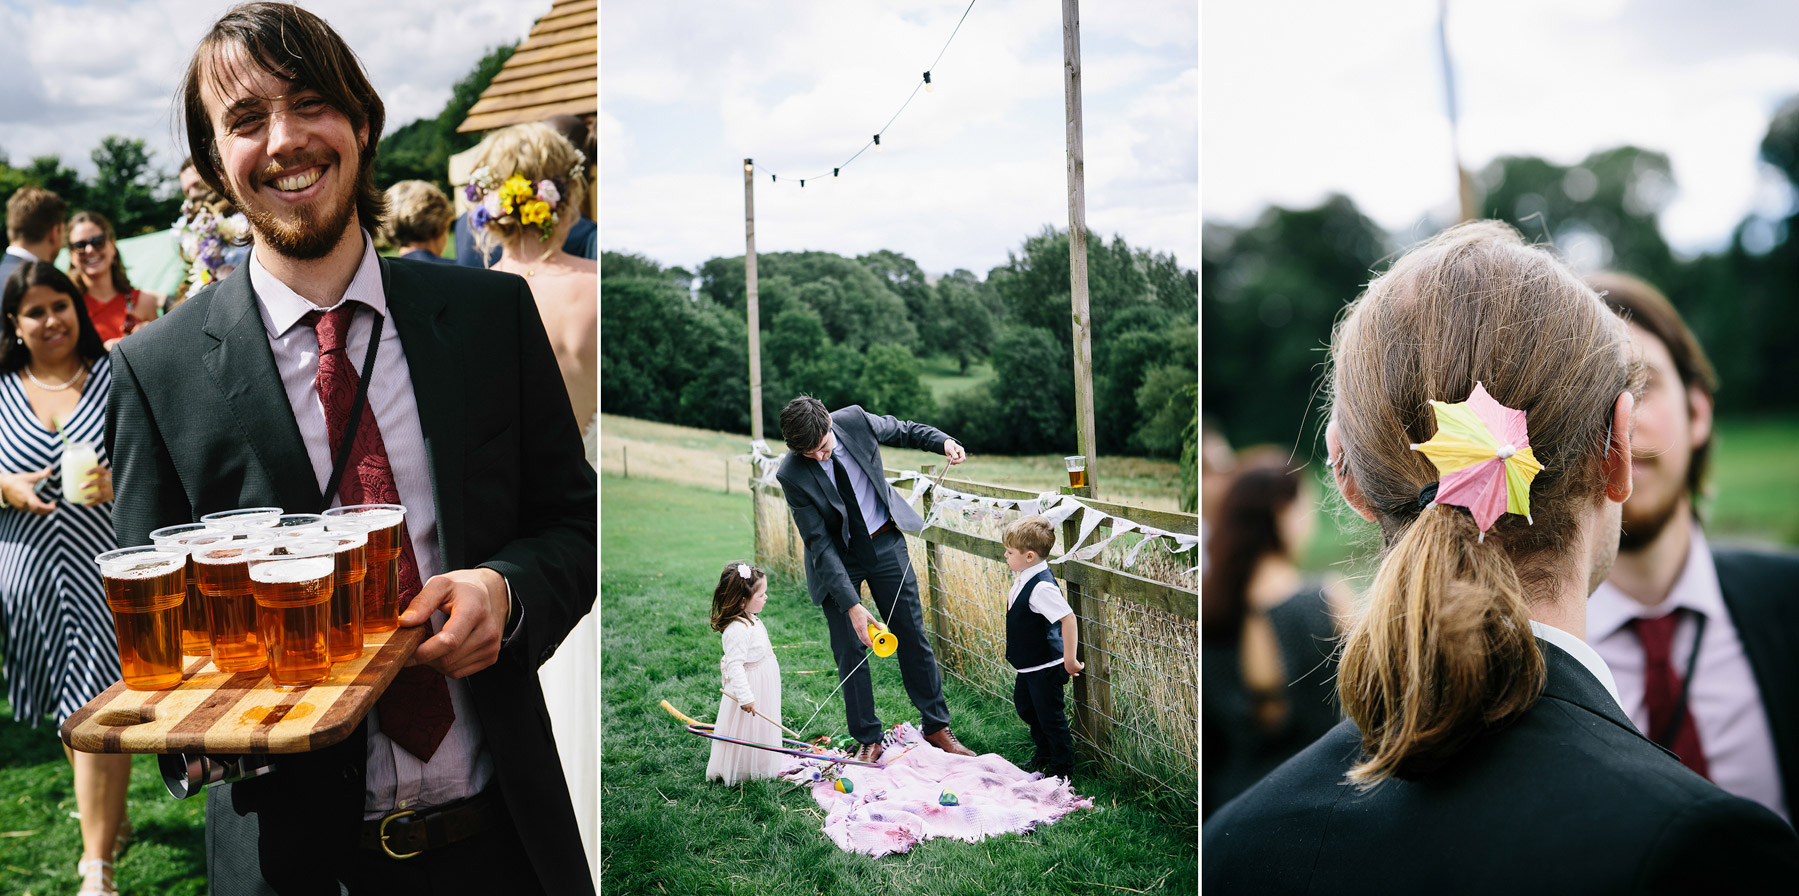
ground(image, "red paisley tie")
xmin=1631 ymin=610 xmax=1709 ymax=779
xmin=304 ymin=304 xmax=454 ymax=761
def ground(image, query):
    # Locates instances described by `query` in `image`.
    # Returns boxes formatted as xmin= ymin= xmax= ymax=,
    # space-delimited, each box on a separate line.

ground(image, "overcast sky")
xmin=1204 ymin=0 xmax=1799 ymax=257
xmin=601 ymin=0 xmax=1198 ymax=278
xmin=0 ymin=1 xmax=542 ymax=181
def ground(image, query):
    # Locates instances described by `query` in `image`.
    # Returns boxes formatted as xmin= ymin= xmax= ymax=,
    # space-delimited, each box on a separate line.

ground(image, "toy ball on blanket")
xmin=834 ymin=777 xmax=855 ymax=794
xmin=938 ymin=790 xmax=958 ymax=806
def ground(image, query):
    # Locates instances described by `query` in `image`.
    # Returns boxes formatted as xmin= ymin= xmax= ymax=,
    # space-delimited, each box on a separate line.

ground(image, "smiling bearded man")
xmin=105 ymin=4 xmax=596 ymax=894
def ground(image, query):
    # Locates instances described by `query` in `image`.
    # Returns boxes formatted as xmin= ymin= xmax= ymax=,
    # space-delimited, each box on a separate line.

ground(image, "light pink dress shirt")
xmin=1589 ymin=529 xmax=1788 ymax=822
xmin=248 ymin=235 xmax=494 ymax=817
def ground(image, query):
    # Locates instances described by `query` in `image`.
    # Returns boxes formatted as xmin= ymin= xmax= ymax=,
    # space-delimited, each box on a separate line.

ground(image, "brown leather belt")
xmin=871 ymin=520 xmax=899 ymax=538
xmin=360 ymin=789 xmax=505 ymax=860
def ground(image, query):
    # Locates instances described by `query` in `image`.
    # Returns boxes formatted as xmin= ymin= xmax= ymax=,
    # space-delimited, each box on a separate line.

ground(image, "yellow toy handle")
xmin=867 ymin=622 xmax=898 ymax=658
xmin=660 ymin=699 xmax=706 ymax=728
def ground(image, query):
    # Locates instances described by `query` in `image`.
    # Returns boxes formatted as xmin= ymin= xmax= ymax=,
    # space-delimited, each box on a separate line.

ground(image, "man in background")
xmin=1 ymin=186 xmax=67 ymax=284
xmin=1589 ymin=271 xmax=1799 ymax=824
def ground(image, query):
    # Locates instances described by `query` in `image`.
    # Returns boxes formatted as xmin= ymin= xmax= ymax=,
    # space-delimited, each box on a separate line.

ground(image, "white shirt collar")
xmin=1530 ymin=618 xmax=1626 ymax=711
xmin=1589 ymin=527 xmax=1723 ymax=645
xmin=4 ymin=245 xmax=38 ymax=263
xmin=248 ymin=230 xmax=388 ymax=338
xmin=1008 ymin=560 xmax=1050 ymax=602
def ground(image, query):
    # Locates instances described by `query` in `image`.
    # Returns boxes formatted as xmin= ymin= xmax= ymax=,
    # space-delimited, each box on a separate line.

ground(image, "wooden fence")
xmin=752 ymin=465 xmax=1199 ymax=806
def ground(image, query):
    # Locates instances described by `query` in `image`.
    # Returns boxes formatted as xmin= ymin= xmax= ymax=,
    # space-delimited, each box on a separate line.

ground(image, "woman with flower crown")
xmin=1202 ymin=221 xmax=1799 ymax=892
xmin=464 ymin=119 xmax=599 ymax=870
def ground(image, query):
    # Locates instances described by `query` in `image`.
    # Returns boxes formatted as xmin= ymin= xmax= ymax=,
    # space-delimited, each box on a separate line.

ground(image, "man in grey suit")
xmin=776 ymin=396 xmax=977 ymax=762
xmin=1 ymin=187 xmax=67 ymax=285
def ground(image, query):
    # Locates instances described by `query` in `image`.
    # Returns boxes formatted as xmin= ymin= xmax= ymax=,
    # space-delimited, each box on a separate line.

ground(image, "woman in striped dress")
xmin=0 ymin=262 xmax=127 ymax=896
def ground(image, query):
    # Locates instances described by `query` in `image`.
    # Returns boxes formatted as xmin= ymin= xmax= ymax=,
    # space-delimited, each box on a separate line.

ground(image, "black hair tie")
xmin=1416 ymin=481 xmax=1440 ymax=510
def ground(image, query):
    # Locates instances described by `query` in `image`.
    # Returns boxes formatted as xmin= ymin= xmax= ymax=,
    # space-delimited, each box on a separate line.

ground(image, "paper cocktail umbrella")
xmin=1410 ymin=382 xmax=1543 ymax=537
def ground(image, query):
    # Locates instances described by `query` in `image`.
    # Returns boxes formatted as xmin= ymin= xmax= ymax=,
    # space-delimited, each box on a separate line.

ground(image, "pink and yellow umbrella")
xmin=1410 ymin=382 xmax=1543 ymax=537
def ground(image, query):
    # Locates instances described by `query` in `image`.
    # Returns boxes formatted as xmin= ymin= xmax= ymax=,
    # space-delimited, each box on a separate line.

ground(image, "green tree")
xmin=375 ymin=43 xmax=517 ymax=192
xmin=599 ymin=276 xmax=715 ymax=419
xmin=986 ymin=326 xmax=1075 ymax=454
xmin=926 ymin=270 xmax=998 ymax=373
xmin=1132 ymin=366 xmax=1194 ymax=458
xmin=1475 ymin=146 xmax=1679 ymax=289
xmin=89 ymin=136 xmax=180 ymax=236
xmin=855 ymin=343 xmax=935 ymax=422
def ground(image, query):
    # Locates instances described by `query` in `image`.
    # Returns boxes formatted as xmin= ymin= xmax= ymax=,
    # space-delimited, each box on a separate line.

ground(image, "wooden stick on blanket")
xmin=721 ymin=689 xmax=805 ymax=741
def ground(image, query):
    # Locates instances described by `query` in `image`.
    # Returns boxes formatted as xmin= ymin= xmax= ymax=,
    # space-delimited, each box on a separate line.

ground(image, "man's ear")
xmin=1686 ymin=383 xmax=1713 ymax=453
xmin=1326 ymin=421 xmax=1376 ymax=523
xmin=1604 ymin=390 xmax=1635 ymax=503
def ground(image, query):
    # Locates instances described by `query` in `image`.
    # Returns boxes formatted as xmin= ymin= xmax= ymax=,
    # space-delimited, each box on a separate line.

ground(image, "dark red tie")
xmin=304 ymin=304 xmax=454 ymax=761
xmin=1631 ymin=610 xmax=1709 ymax=779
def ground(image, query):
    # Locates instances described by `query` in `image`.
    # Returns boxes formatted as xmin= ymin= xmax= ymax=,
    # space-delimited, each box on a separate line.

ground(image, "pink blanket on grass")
xmin=784 ymin=722 xmax=1093 ymax=857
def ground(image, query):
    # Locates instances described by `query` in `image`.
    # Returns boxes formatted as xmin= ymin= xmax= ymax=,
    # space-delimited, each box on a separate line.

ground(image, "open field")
xmin=600 ymin=474 xmax=1196 ymax=896
xmin=917 ymin=354 xmax=996 ymax=404
xmin=597 ymin=414 xmax=1186 ymax=513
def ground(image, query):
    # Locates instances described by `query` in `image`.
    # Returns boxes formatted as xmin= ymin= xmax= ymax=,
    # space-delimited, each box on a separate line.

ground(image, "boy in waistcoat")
xmin=1002 ymin=515 xmax=1083 ymax=780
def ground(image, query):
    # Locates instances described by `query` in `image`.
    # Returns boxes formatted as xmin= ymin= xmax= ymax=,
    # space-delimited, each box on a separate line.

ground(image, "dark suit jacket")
xmin=1202 ymin=640 xmax=1799 ymax=894
xmin=774 ymin=405 xmax=948 ymax=612
xmin=1714 ymin=547 xmax=1799 ymax=819
xmin=107 ymin=256 xmax=597 ymax=893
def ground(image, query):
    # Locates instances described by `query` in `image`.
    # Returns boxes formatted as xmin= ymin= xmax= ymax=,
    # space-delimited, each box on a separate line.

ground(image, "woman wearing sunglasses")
xmin=65 ymin=212 xmax=162 ymax=349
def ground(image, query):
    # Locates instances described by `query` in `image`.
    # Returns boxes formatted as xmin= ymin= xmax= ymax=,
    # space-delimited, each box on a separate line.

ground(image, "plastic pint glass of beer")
xmin=193 ymin=537 xmax=274 ymax=673
xmin=245 ymin=542 xmax=336 ymax=688
xmin=319 ymin=531 xmax=368 ymax=661
xmin=94 ymin=546 xmax=188 ymax=690
xmin=1064 ymin=456 xmax=1088 ymax=488
xmin=199 ymin=506 xmax=283 ymax=531
xmin=149 ymin=523 xmax=225 ymax=656
xmin=323 ymin=504 xmax=407 ymax=633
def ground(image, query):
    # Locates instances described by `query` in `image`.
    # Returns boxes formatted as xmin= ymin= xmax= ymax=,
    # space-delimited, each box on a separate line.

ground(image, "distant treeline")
xmin=1206 ymin=94 xmax=1799 ymax=456
xmin=601 ymin=228 xmax=1198 ymax=489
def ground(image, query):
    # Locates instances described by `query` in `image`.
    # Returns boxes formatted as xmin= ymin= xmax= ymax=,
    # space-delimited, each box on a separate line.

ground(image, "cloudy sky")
xmin=1204 ymin=0 xmax=1799 ymax=256
xmin=0 ymin=1 xmax=542 ymax=181
xmin=601 ymin=0 xmax=1198 ymax=277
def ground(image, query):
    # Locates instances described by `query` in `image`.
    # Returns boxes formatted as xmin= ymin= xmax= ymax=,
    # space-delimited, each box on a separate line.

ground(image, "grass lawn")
xmin=600 ymin=474 xmax=1197 ymax=896
xmin=917 ymin=354 xmax=995 ymax=405
xmin=598 ymin=414 xmax=1187 ymax=513
xmin=0 ymin=701 xmax=206 ymax=895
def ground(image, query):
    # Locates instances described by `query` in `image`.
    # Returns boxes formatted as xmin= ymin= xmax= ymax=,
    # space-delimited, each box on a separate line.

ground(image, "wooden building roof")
xmin=456 ymin=0 xmax=596 ymax=134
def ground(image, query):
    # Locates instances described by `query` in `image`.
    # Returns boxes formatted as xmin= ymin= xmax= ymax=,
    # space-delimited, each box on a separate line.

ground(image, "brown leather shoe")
xmin=854 ymin=741 xmax=884 ymax=764
xmin=923 ymin=727 xmax=976 ymax=757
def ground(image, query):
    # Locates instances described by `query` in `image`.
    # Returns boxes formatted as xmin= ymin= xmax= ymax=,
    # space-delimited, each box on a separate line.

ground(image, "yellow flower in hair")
xmin=499 ymin=174 xmax=534 ymax=215
xmin=521 ymin=200 xmax=552 ymax=228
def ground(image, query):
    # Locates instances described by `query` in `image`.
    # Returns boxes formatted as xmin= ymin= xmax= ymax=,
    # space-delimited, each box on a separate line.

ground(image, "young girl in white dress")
xmin=706 ymin=561 xmax=786 ymax=784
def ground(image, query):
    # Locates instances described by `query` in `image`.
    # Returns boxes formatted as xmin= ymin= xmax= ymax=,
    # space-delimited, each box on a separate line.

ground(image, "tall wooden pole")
xmin=1063 ymin=0 xmax=1096 ymax=487
xmin=1438 ymin=0 xmax=1476 ymax=222
xmin=745 ymin=158 xmax=763 ymax=442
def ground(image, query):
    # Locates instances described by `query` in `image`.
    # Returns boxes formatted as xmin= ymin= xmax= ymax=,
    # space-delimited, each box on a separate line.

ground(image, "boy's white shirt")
xmin=1008 ymin=560 xmax=1074 ymax=673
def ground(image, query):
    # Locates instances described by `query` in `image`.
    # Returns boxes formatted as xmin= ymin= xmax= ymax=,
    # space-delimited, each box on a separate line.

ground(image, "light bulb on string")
xmin=874 ymin=134 xmax=882 ymax=153
xmin=744 ymin=159 xmax=753 ymax=173
xmin=923 ymin=71 xmax=933 ymax=93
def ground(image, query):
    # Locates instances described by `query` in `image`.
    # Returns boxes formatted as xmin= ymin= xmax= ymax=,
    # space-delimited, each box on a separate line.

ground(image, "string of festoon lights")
xmin=749 ymin=0 xmax=977 ymax=188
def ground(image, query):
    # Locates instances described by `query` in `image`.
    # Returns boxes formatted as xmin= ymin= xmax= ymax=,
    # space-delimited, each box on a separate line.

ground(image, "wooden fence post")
xmin=921 ymin=465 xmax=950 ymax=670
xmin=1060 ymin=481 xmax=1108 ymax=751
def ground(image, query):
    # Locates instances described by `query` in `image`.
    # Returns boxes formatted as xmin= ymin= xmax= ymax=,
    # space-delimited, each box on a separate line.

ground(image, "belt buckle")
xmin=378 ymin=808 xmax=423 ymax=860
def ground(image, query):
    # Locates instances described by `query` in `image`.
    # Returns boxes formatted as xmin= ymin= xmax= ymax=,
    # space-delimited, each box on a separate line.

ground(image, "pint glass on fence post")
xmin=93 ymin=546 xmax=188 ymax=690
xmin=319 ymin=531 xmax=368 ymax=661
xmin=323 ymin=504 xmax=406 ymax=633
xmin=1064 ymin=455 xmax=1088 ymax=489
xmin=193 ymin=537 xmax=273 ymax=673
xmin=148 ymin=523 xmax=222 ymax=657
xmin=245 ymin=542 xmax=336 ymax=689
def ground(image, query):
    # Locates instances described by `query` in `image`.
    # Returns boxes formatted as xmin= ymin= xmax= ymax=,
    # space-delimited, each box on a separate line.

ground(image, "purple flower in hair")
xmin=464 ymin=183 xmax=480 ymax=202
xmin=471 ymin=205 xmax=491 ymax=230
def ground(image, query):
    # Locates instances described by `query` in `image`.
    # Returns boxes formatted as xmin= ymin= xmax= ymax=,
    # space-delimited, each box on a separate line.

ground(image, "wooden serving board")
xmin=60 ymin=626 xmax=425 ymax=755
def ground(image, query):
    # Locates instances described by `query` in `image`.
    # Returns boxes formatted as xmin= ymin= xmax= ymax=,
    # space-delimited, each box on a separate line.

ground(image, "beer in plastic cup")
xmin=1064 ymin=455 xmax=1088 ymax=489
xmin=149 ymin=523 xmax=226 ymax=656
xmin=94 ymin=546 xmax=187 ymax=690
xmin=273 ymin=513 xmax=326 ymax=535
xmin=242 ymin=546 xmax=334 ymax=687
xmin=193 ymin=537 xmax=274 ymax=673
xmin=319 ymin=532 xmax=368 ymax=661
xmin=323 ymin=504 xmax=406 ymax=633
xmin=199 ymin=507 xmax=283 ymax=530
xmin=246 ymin=542 xmax=336 ymax=689
xmin=61 ymin=440 xmax=101 ymax=506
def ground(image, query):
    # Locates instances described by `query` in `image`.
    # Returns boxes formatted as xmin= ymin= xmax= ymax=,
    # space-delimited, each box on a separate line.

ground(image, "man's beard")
xmin=237 ymin=156 xmax=362 ymax=261
xmin=1618 ymin=482 xmax=1682 ymax=553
